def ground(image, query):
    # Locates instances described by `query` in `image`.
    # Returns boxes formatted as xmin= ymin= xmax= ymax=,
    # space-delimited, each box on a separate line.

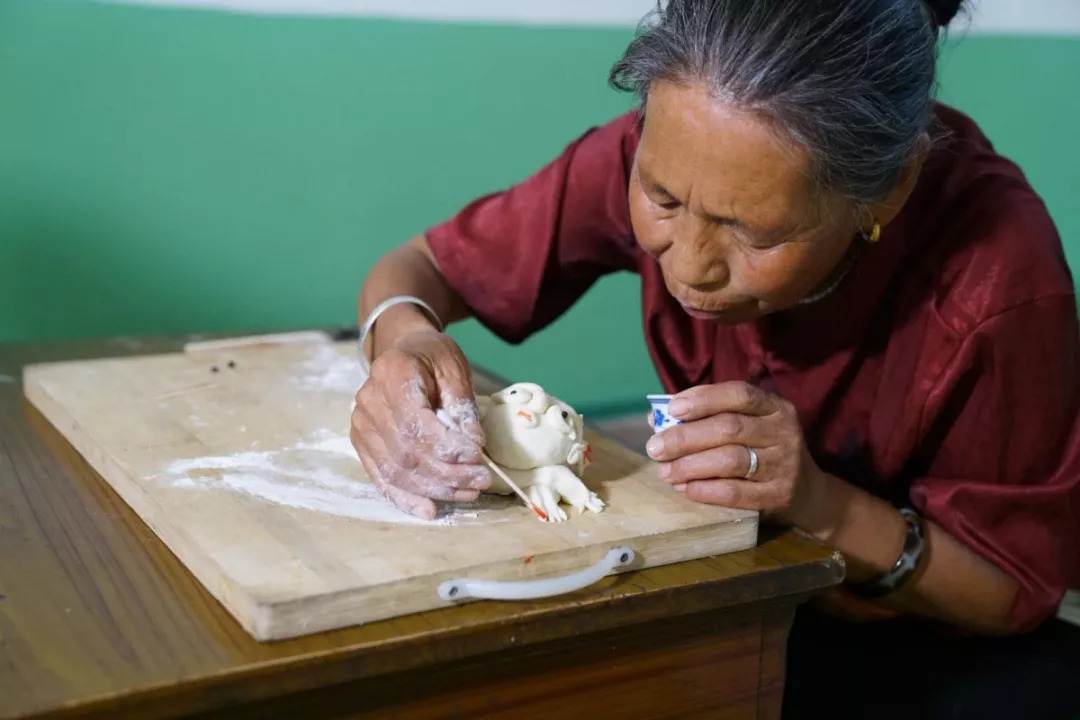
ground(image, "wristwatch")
xmin=847 ymin=507 xmax=926 ymax=598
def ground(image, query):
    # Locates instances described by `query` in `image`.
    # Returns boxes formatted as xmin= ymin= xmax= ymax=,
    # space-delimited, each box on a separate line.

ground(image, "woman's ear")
xmin=870 ymin=132 xmax=930 ymax=228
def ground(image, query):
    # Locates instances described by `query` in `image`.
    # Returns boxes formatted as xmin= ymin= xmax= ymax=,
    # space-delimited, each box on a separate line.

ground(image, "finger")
xmin=379 ymin=414 xmax=490 ymax=490
xmin=646 ymin=413 xmax=773 ymax=462
xmin=351 ymin=423 xmax=438 ymax=520
xmin=357 ymin=387 xmax=426 ymax=473
xmin=670 ymin=382 xmax=781 ymax=422
xmin=378 ymin=370 xmax=483 ymax=466
xmin=384 ymin=482 xmax=444 ymax=520
xmin=394 ymin=471 xmax=482 ymax=503
xmin=396 ymin=371 xmax=484 ymax=464
xmin=352 ymin=408 xmax=483 ymax=505
xmin=364 ymin=423 xmax=484 ymax=499
xmin=660 ymin=444 xmax=755 ymax=484
xmin=683 ymin=478 xmax=774 ymax=510
xmin=435 ymin=359 xmax=486 ymax=447
xmin=440 ymin=394 xmax=485 ymax=447
xmin=351 ymin=400 xmax=394 ymax=469
xmin=358 ymin=384 xmax=490 ymax=492
xmin=371 ymin=346 xmax=484 ymax=464
xmin=356 ymin=420 xmax=481 ymax=503
xmin=383 ymin=432 xmax=492 ymax=491
xmin=412 ymin=408 xmax=485 ymax=464
xmin=401 ymin=347 xmax=485 ymax=456
xmin=423 ymin=457 xmax=493 ymax=491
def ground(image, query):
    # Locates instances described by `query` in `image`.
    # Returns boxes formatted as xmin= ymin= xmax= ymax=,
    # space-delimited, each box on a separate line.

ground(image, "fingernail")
xmin=472 ymin=467 xmax=493 ymax=489
xmin=646 ymin=435 xmax=664 ymax=459
xmin=660 ymin=463 xmax=671 ymax=478
xmin=673 ymin=483 xmax=686 ymax=493
xmin=410 ymin=501 xmax=437 ymax=521
xmin=669 ymin=398 xmax=690 ymax=417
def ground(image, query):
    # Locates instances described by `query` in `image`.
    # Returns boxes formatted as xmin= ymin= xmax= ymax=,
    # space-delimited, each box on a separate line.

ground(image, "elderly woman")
xmin=352 ymin=0 xmax=1080 ymax=715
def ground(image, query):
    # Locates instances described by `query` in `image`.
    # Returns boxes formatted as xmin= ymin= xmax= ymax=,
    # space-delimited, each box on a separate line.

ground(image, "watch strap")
xmin=848 ymin=507 xmax=926 ymax=598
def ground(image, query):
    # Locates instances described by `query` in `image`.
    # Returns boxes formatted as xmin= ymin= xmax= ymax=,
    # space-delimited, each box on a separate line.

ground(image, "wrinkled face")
xmin=629 ymin=81 xmax=860 ymax=323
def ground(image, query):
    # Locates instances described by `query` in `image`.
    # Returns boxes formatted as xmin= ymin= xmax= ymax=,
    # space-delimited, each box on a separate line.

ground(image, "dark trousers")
xmin=782 ymin=605 xmax=1080 ymax=719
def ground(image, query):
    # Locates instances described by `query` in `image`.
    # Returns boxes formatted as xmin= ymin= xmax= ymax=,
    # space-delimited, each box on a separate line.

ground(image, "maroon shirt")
xmin=425 ymin=104 xmax=1080 ymax=631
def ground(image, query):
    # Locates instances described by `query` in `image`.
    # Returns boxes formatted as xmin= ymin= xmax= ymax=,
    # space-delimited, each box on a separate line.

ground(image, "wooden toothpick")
xmin=480 ymin=453 xmax=548 ymax=521
xmin=436 ymin=407 xmax=548 ymax=521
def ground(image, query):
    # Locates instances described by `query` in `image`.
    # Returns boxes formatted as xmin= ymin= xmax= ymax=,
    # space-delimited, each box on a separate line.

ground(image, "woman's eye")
xmin=735 ymin=229 xmax=781 ymax=251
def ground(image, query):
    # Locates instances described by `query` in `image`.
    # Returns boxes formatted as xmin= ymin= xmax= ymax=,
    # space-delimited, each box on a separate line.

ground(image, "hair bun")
xmin=923 ymin=0 xmax=965 ymax=27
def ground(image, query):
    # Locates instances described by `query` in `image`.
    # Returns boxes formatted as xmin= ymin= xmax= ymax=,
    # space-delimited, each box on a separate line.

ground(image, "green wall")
xmin=2 ymin=0 xmax=1078 ymax=414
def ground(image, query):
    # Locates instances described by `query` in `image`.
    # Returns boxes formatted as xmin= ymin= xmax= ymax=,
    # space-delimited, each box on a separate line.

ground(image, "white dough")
xmin=441 ymin=382 xmax=605 ymax=522
xmin=480 ymin=383 xmax=585 ymax=469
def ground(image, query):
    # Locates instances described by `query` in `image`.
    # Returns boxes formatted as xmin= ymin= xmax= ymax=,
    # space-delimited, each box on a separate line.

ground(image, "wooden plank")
xmin=0 ymin=334 xmax=842 ymax=720
xmin=22 ymin=340 xmax=758 ymax=641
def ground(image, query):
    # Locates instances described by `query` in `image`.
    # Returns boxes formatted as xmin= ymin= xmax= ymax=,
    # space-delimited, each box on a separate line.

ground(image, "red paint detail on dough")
xmin=524 ymin=555 xmax=534 ymax=564
xmin=533 ymin=507 xmax=548 ymax=521
xmin=516 ymin=410 xmax=533 ymax=421
xmin=584 ymin=443 xmax=593 ymax=463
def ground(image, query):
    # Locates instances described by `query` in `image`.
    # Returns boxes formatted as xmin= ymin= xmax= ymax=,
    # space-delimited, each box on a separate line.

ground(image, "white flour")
xmin=155 ymin=342 xmax=504 ymax=525
xmin=294 ymin=344 xmax=368 ymax=394
xmin=153 ymin=429 xmax=499 ymax=526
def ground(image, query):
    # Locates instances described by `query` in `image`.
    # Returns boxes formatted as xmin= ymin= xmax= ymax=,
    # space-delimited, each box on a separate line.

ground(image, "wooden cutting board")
xmin=23 ymin=335 xmax=758 ymax=641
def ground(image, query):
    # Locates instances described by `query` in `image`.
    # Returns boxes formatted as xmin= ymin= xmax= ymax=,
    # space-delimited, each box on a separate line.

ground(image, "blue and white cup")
xmin=647 ymin=394 xmax=683 ymax=433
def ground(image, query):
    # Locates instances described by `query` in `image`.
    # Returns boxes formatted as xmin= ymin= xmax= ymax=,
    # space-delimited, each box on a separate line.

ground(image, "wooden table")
xmin=0 ymin=334 xmax=845 ymax=719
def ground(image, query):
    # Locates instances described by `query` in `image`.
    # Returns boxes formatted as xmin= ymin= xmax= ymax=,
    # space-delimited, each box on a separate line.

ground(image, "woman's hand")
xmin=647 ymin=382 xmax=1021 ymax=633
xmin=645 ymin=381 xmax=831 ymax=531
xmin=350 ymin=329 xmax=491 ymax=520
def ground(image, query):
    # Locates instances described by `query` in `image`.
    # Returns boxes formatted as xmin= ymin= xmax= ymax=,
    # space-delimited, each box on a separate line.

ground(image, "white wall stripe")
xmin=969 ymin=0 xmax=1080 ymax=35
xmin=108 ymin=0 xmax=660 ymax=25
xmin=105 ymin=0 xmax=1080 ymax=36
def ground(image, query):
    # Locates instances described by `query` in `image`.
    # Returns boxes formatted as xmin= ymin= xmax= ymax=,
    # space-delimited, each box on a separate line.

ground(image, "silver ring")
xmin=745 ymin=447 xmax=759 ymax=479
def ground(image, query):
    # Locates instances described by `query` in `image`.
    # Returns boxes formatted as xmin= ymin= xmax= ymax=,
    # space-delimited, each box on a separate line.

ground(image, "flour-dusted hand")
xmin=645 ymin=381 xmax=830 ymax=530
xmin=350 ymin=329 xmax=491 ymax=520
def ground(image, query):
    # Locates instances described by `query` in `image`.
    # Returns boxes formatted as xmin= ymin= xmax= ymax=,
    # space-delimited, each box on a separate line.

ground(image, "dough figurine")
xmin=476 ymin=383 xmax=605 ymax=523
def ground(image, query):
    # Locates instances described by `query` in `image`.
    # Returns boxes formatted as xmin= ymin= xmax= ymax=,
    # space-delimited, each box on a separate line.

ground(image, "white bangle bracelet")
xmin=357 ymin=295 xmax=445 ymax=373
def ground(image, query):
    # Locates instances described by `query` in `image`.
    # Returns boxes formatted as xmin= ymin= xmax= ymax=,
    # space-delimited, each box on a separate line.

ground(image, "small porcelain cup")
xmin=647 ymin=394 xmax=683 ymax=433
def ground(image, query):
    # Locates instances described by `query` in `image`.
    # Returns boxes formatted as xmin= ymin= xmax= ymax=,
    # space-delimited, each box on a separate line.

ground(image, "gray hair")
xmin=610 ymin=0 xmax=966 ymax=209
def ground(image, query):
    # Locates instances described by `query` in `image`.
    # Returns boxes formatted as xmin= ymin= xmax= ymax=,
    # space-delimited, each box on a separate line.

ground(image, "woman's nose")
xmin=669 ymin=217 xmax=730 ymax=290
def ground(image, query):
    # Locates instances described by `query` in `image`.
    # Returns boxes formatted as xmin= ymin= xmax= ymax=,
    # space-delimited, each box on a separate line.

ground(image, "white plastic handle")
xmin=438 ymin=546 xmax=636 ymax=602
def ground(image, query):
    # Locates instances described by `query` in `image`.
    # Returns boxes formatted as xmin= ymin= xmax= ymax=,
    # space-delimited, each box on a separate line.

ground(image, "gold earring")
xmin=866 ymin=223 xmax=881 ymax=243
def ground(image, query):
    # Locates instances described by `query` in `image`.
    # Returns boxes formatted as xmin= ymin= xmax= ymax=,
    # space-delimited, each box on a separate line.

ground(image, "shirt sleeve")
xmin=424 ymin=113 xmax=640 ymax=344
xmin=909 ymin=295 xmax=1080 ymax=631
